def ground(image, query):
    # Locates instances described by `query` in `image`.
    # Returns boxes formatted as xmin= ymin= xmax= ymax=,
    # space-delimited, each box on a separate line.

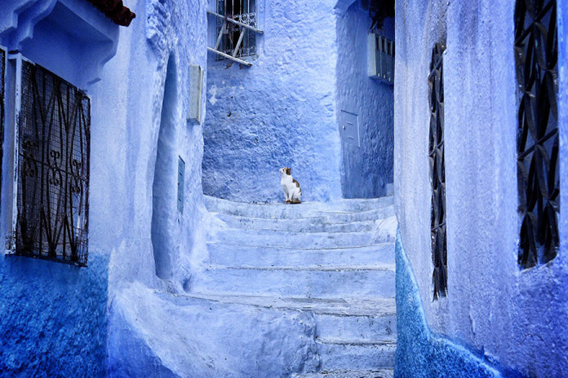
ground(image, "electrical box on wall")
xmin=189 ymin=65 xmax=203 ymax=123
xmin=340 ymin=110 xmax=360 ymax=147
xmin=368 ymin=33 xmax=394 ymax=85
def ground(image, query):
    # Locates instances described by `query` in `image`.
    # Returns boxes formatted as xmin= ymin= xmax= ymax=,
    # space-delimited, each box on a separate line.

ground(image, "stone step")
xmin=215 ymin=212 xmax=382 ymax=233
xmin=315 ymin=312 xmax=396 ymax=341
xmin=205 ymin=195 xmax=394 ymax=216
xmin=317 ymin=338 xmax=396 ymax=371
xmin=211 ymin=229 xmax=394 ymax=249
xmin=211 ymin=206 xmax=395 ymax=223
xmin=292 ymin=369 xmax=394 ymax=378
xmin=191 ymin=265 xmax=395 ymax=298
xmin=183 ymin=292 xmax=395 ymax=316
xmin=182 ymin=292 xmax=396 ymax=342
xmin=208 ymin=242 xmax=395 ymax=268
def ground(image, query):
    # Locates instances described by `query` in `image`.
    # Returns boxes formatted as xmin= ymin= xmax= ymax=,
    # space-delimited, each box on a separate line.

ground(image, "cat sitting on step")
xmin=279 ymin=167 xmax=302 ymax=204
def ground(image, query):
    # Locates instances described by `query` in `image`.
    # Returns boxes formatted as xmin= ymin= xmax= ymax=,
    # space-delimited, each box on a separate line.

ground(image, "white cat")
xmin=279 ymin=167 xmax=302 ymax=204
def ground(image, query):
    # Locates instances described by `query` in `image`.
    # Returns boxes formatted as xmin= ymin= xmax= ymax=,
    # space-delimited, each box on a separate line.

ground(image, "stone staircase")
xmin=189 ymin=196 xmax=397 ymax=377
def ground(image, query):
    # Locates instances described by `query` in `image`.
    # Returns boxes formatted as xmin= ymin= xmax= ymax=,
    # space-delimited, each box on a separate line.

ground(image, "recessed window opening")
xmin=514 ymin=0 xmax=560 ymax=269
xmin=151 ymin=55 xmax=178 ymax=280
xmin=216 ymin=0 xmax=257 ymax=59
xmin=12 ymin=58 xmax=90 ymax=266
xmin=429 ymin=42 xmax=447 ymax=299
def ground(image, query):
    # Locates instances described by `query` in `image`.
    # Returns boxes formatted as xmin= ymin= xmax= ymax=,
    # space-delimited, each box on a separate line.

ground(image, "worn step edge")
xmin=207 ymin=242 xmax=394 ymax=253
xmin=315 ymin=312 xmax=397 ymax=341
xmin=214 ymin=228 xmax=387 ymax=238
xmin=205 ymin=195 xmax=394 ymax=213
xmin=317 ymin=339 xmax=396 ymax=370
xmin=203 ymin=264 xmax=395 ymax=272
xmin=208 ymin=240 xmax=393 ymax=251
xmin=192 ymin=268 xmax=395 ymax=298
xmin=180 ymin=292 xmax=396 ymax=317
xmin=207 ymin=242 xmax=395 ymax=267
xmin=317 ymin=338 xmax=396 ymax=347
xmin=209 ymin=208 xmax=395 ymax=221
xmin=212 ymin=207 xmax=395 ymax=223
xmin=206 ymin=202 xmax=395 ymax=218
xmin=215 ymin=213 xmax=383 ymax=232
xmin=210 ymin=234 xmax=392 ymax=249
xmin=292 ymin=369 xmax=394 ymax=378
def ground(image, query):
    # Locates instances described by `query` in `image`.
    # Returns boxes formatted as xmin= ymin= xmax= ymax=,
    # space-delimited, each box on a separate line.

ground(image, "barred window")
xmin=428 ymin=43 xmax=447 ymax=299
xmin=13 ymin=60 xmax=90 ymax=266
xmin=216 ymin=0 xmax=257 ymax=59
xmin=514 ymin=0 xmax=559 ymax=269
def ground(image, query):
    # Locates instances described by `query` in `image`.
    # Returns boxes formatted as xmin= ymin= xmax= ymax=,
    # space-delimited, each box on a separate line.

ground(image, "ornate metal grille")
xmin=514 ymin=0 xmax=559 ymax=269
xmin=216 ymin=0 xmax=257 ymax=59
xmin=428 ymin=43 xmax=447 ymax=299
xmin=15 ymin=61 xmax=90 ymax=266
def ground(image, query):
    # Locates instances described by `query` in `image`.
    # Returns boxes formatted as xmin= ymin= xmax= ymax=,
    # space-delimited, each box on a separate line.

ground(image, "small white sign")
xmin=189 ymin=65 xmax=203 ymax=123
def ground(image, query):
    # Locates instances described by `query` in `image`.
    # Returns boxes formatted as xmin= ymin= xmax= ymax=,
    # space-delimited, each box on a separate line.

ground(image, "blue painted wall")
xmin=336 ymin=6 xmax=394 ymax=198
xmin=0 ymin=1 xmax=117 ymax=376
xmin=0 ymin=0 xmax=210 ymax=375
xmin=0 ymin=254 xmax=108 ymax=377
xmin=202 ymin=0 xmax=343 ymax=203
xmin=394 ymin=232 xmax=516 ymax=378
xmin=203 ymin=0 xmax=395 ymax=203
xmin=394 ymin=0 xmax=568 ymax=376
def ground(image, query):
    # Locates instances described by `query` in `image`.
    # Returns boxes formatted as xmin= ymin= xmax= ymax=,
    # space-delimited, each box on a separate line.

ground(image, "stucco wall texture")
xmin=94 ymin=0 xmax=211 ymax=374
xmin=394 ymin=232 xmax=509 ymax=378
xmin=203 ymin=0 xmax=343 ymax=203
xmin=1 ymin=0 xmax=210 ymax=375
xmin=395 ymin=0 xmax=568 ymax=376
xmin=0 ymin=255 xmax=108 ymax=377
xmin=336 ymin=7 xmax=394 ymax=198
xmin=203 ymin=1 xmax=395 ymax=203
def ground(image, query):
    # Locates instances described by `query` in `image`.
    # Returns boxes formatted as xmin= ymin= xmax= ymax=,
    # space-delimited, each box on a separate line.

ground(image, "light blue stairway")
xmin=189 ymin=196 xmax=397 ymax=377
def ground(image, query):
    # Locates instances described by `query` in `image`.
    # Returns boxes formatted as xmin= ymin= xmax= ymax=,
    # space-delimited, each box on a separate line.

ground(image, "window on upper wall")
xmin=428 ymin=42 xmax=447 ymax=299
xmin=368 ymin=33 xmax=395 ymax=84
xmin=207 ymin=0 xmax=264 ymax=67
xmin=5 ymin=55 xmax=90 ymax=266
xmin=217 ymin=0 xmax=257 ymax=58
xmin=514 ymin=0 xmax=559 ymax=269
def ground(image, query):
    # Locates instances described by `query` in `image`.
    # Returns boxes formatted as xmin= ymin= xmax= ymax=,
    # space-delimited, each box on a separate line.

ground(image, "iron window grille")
xmin=216 ymin=0 xmax=257 ymax=58
xmin=514 ymin=0 xmax=559 ymax=269
xmin=9 ymin=59 xmax=90 ymax=266
xmin=428 ymin=43 xmax=447 ymax=299
xmin=207 ymin=0 xmax=263 ymax=67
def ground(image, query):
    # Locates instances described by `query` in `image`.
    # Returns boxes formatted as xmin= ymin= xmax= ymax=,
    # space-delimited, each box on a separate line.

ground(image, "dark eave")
xmin=87 ymin=0 xmax=136 ymax=27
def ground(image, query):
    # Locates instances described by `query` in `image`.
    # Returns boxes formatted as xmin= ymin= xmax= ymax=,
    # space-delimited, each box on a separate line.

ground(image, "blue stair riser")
xmin=205 ymin=196 xmax=394 ymax=215
xmin=317 ymin=341 xmax=396 ymax=370
xmin=193 ymin=267 xmax=395 ymax=298
xmin=315 ymin=313 xmax=397 ymax=341
xmin=211 ymin=230 xmax=393 ymax=249
xmin=211 ymin=207 xmax=395 ymax=222
xmin=207 ymin=243 xmax=395 ymax=268
xmin=215 ymin=213 xmax=384 ymax=233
